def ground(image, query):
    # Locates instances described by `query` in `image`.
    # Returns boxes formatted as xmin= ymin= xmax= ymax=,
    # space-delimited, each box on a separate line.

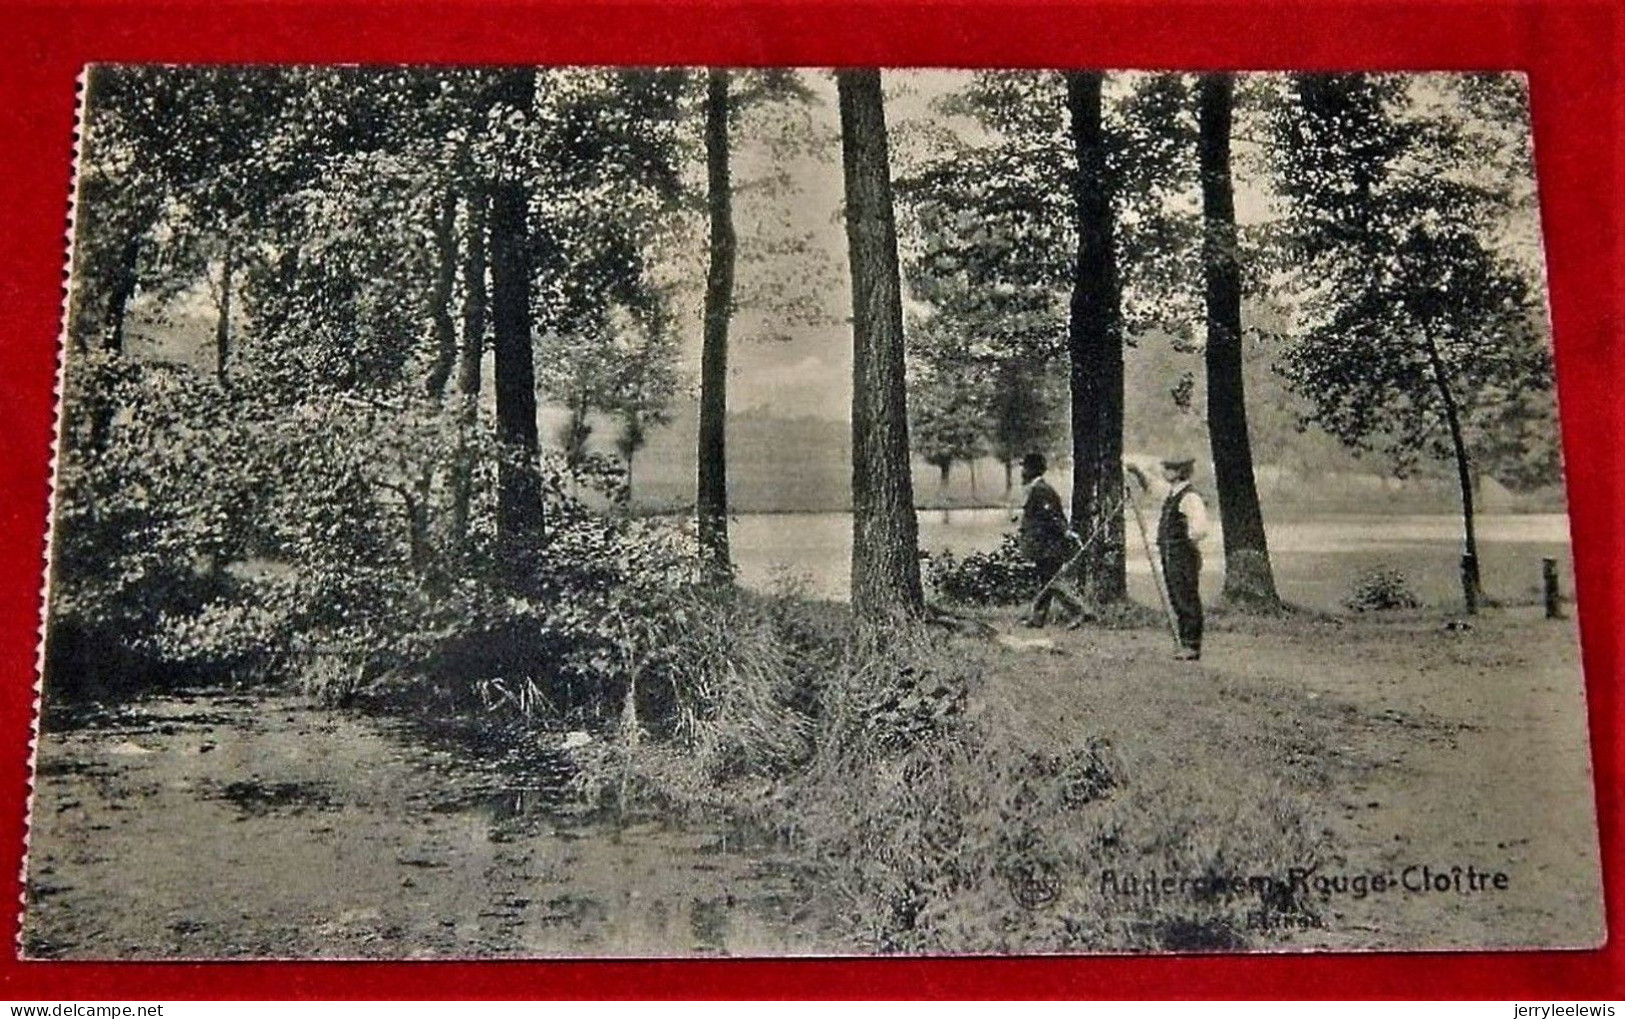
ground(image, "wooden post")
xmin=1543 ymin=557 xmax=1564 ymax=620
xmin=1461 ymin=554 xmax=1479 ymax=614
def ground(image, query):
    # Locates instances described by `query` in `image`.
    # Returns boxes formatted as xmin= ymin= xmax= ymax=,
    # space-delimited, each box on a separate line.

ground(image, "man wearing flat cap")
xmin=1127 ymin=455 xmax=1210 ymax=660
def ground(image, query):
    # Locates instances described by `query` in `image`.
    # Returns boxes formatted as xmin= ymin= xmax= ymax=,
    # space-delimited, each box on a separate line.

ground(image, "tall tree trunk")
xmin=215 ymin=236 xmax=234 ymax=382
xmin=837 ymin=69 xmax=924 ymax=619
xmin=256 ymin=247 xmax=300 ymax=341
xmin=490 ymin=177 xmax=542 ymax=544
xmin=1423 ymin=330 xmax=1481 ymax=611
xmin=489 ymin=70 xmax=543 ymax=546
xmin=456 ymin=192 xmax=489 ymax=400
xmin=425 ymin=187 xmax=460 ymax=400
xmin=104 ymin=235 xmax=141 ymax=355
xmin=1065 ymin=70 xmax=1127 ymax=604
xmin=1199 ymin=73 xmax=1281 ymax=609
xmin=698 ymin=68 xmax=736 ymax=582
xmin=451 ymin=189 xmax=488 ymax=548
xmin=84 ymin=234 xmax=142 ymax=450
xmin=405 ymin=469 xmax=432 ymax=571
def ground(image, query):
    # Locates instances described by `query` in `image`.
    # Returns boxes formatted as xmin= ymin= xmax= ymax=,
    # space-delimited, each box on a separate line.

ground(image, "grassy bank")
xmin=553 ymin=587 xmax=1328 ymax=953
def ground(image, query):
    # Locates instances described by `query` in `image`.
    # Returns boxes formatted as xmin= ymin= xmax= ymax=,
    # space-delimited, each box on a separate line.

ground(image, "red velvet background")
xmin=0 ymin=0 xmax=1619 ymax=999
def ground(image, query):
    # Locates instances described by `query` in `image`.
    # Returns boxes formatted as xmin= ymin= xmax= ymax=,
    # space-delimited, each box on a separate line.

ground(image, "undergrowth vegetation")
xmin=46 ymin=353 xmax=696 ymax=718
xmin=924 ymin=534 xmax=1043 ymax=606
xmin=1344 ymin=566 xmax=1423 ymax=612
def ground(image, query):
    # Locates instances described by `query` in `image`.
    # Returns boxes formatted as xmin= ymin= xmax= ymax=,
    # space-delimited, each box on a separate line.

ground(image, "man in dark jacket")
xmin=1016 ymin=452 xmax=1084 ymax=627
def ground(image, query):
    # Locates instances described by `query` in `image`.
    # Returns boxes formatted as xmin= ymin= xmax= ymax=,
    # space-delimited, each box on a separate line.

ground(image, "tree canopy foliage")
xmin=1271 ymin=74 xmax=1553 ymax=484
xmin=1270 ymin=73 xmax=1555 ymax=606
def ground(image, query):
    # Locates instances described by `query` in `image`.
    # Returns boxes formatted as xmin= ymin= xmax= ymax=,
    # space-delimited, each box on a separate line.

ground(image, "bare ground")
xmin=20 ymin=606 xmax=1605 ymax=957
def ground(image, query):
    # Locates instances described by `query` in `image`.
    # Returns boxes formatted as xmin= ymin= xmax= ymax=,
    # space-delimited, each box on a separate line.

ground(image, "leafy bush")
xmin=45 ymin=355 xmax=268 ymax=698
xmin=1343 ymin=567 xmax=1422 ymax=612
xmin=43 ymin=352 xmax=707 ymax=719
xmin=925 ymin=534 xmax=1043 ymax=606
xmin=305 ymin=508 xmax=712 ymax=723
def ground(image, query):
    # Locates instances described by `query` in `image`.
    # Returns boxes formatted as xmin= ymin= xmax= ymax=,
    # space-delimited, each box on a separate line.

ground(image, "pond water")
xmin=731 ymin=510 xmax=1575 ymax=611
xmin=24 ymin=691 xmax=828 ymax=959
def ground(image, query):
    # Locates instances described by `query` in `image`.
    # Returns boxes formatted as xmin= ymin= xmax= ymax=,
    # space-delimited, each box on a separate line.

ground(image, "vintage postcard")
xmin=21 ymin=64 xmax=1604 ymax=959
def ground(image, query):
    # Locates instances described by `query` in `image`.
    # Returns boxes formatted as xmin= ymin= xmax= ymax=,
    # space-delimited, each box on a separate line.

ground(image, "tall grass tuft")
xmin=570 ymin=588 xmax=1324 ymax=953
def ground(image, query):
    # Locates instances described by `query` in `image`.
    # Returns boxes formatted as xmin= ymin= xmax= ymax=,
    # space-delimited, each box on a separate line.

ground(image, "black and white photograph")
xmin=23 ymin=64 xmax=1604 ymax=959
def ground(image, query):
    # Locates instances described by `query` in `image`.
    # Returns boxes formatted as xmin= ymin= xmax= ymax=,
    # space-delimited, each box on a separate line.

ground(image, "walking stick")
xmin=1125 ymin=481 xmax=1182 ymax=648
xmin=1024 ymin=538 xmax=1086 ymax=624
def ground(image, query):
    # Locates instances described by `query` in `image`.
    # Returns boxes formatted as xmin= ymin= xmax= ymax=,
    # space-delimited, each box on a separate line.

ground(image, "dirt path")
xmin=1214 ymin=611 xmax=1605 ymax=950
xmin=990 ymin=606 xmax=1605 ymax=950
xmin=23 ymin=692 xmax=823 ymax=959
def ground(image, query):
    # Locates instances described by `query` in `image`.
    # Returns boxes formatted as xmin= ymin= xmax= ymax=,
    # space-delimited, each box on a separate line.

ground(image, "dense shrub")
xmin=44 ymin=353 xmax=706 ymax=720
xmin=925 ymin=534 xmax=1044 ymax=606
xmin=1343 ymin=567 xmax=1422 ymax=612
xmin=45 ymin=355 xmax=271 ymax=698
